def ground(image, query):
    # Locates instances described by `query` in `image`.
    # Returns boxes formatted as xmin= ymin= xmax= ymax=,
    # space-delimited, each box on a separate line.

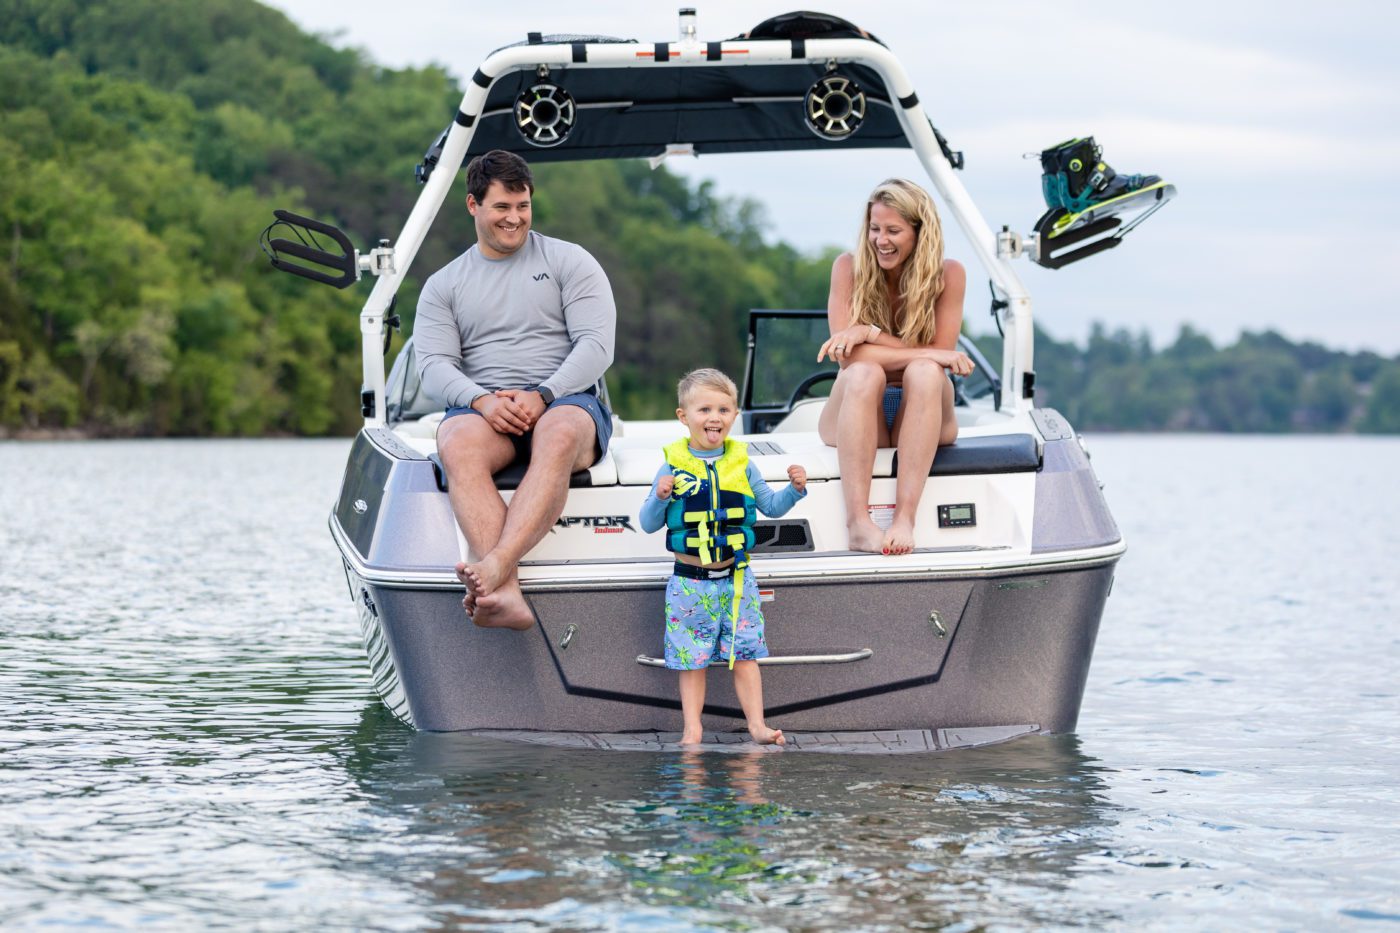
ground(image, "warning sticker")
xmin=867 ymin=504 xmax=895 ymax=530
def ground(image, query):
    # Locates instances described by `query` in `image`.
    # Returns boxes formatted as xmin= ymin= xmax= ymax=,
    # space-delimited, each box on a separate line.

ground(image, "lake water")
xmin=1 ymin=435 xmax=1398 ymax=930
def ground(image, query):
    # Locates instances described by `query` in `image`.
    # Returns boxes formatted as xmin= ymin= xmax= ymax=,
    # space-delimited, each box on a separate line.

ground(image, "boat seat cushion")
xmin=428 ymin=448 xmax=617 ymax=492
xmin=613 ymin=431 xmax=1039 ymax=483
xmin=396 ymin=410 xmax=445 ymax=439
xmin=420 ymin=430 xmax=1039 ymax=489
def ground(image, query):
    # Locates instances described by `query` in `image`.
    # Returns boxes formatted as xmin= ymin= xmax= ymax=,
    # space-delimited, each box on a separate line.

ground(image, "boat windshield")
xmin=742 ymin=309 xmax=999 ymax=421
xmin=746 ymin=311 xmax=837 ymax=410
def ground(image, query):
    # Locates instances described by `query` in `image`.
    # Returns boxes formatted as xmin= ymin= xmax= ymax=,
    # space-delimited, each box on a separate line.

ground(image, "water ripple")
xmin=1 ymin=437 xmax=1399 ymax=928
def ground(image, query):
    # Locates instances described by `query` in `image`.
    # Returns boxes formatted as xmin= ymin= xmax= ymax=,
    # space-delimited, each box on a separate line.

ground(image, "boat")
xmin=264 ymin=9 xmax=1171 ymax=748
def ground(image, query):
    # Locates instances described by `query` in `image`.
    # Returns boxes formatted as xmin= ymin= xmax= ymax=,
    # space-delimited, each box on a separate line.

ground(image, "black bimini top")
xmin=416 ymin=13 xmax=961 ymax=175
xmin=465 ymin=55 xmax=910 ymax=163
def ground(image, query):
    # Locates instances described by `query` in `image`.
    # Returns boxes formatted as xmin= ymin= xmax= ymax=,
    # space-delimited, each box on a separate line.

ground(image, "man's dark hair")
xmin=465 ymin=150 xmax=534 ymax=204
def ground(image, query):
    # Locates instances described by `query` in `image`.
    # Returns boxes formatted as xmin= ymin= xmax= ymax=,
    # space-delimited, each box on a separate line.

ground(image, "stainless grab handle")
xmin=636 ymin=649 xmax=872 ymax=668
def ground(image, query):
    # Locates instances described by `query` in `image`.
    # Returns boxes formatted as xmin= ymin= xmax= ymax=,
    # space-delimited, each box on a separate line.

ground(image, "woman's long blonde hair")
xmin=848 ymin=178 xmax=945 ymax=347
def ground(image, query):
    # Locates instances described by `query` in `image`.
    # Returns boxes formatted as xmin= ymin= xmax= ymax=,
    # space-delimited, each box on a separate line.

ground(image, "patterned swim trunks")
xmin=663 ymin=565 xmax=768 ymax=670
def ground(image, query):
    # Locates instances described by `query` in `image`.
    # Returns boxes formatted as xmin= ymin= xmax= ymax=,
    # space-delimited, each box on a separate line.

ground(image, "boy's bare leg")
xmin=818 ymin=362 xmax=890 ymax=553
xmin=678 ymin=748 xmax=706 ymax=798
xmin=733 ymin=661 xmax=785 ymax=746
xmin=679 ymin=669 xmax=707 ymax=745
xmin=467 ymin=406 xmax=597 ymax=630
xmin=436 ymin=415 xmax=518 ymax=621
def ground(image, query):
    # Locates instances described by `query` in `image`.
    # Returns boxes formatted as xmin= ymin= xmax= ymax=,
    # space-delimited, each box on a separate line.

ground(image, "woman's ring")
xmin=836 ymin=343 xmax=846 ymax=350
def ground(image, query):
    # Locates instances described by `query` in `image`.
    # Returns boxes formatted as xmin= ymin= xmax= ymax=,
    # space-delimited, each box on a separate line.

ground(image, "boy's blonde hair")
xmin=677 ymin=368 xmax=739 ymax=407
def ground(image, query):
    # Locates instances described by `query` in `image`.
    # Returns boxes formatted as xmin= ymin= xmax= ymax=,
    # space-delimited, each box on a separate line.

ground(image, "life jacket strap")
xmin=686 ymin=533 xmax=746 ymax=549
xmin=681 ymin=506 xmax=747 ymax=522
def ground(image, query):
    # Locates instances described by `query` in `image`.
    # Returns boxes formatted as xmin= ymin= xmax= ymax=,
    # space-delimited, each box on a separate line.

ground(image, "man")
xmin=415 ymin=150 xmax=616 ymax=630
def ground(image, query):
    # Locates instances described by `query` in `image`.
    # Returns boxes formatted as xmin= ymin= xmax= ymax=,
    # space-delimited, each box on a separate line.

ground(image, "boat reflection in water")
xmin=335 ymin=704 xmax=1122 ymax=926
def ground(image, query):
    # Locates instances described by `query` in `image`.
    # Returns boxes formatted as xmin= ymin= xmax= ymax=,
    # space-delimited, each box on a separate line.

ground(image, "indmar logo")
xmin=533 ymin=272 xmax=550 ymax=281
xmin=553 ymin=515 xmax=636 ymax=534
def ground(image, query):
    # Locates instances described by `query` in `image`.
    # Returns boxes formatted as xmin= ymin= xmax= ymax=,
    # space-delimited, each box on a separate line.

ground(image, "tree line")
xmin=974 ymin=325 xmax=1400 ymax=433
xmin=1 ymin=0 xmax=1397 ymax=435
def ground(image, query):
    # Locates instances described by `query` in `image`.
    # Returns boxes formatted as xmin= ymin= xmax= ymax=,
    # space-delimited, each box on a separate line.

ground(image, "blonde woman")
xmin=817 ymin=179 xmax=973 ymax=555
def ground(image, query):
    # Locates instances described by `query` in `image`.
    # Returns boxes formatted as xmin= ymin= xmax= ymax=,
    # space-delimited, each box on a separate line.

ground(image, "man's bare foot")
xmin=882 ymin=516 xmax=916 ymax=556
xmin=464 ymin=553 xmax=511 ymax=598
xmin=748 ymin=723 xmax=786 ymax=746
xmin=680 ymin=727 xmax=705 ymax=746
xmin=470 ymin=581 xmax=536 ymax=631
xmin=456 ymin=561 xmax=479 ymax=615
xmin=847 ymin=518 xmax=885 ymax=553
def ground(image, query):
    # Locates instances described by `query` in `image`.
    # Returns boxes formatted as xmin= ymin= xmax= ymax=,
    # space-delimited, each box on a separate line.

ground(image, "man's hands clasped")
xmin=472 ymin=388 xmax=548 ymax=435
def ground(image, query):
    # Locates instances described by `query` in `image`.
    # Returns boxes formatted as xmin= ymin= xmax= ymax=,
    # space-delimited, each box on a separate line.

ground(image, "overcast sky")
xmin=264 ymin=1 xmax=1400 ymax=353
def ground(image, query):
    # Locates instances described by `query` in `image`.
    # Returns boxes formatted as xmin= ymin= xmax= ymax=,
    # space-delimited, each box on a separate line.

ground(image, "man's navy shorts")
xmin=443 ymin=388 xmax=613 ymax=462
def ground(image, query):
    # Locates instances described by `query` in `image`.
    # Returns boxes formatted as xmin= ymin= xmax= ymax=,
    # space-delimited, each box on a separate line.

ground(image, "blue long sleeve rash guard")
xmin=638 ymin=445 xmax=806 ymax=534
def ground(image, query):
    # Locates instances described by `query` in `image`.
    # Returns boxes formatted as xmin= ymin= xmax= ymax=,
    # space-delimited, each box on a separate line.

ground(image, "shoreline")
xmin=1 ymin=426 xmax=1395 ymax=441
xmin=0 ymin=427 xmax=332 ymax=441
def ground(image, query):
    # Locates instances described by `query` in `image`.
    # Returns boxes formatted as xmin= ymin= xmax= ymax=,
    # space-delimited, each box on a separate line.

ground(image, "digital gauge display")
xmin=938 ymin=503 xmax=977 ymax=528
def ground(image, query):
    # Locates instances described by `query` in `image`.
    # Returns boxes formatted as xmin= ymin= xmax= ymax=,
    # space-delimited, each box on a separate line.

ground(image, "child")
xmin=639 ymin=368 xmax=807 ymax=747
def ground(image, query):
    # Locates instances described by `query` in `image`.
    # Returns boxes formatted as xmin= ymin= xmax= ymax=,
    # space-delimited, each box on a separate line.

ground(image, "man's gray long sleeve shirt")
xmin=414 ymin=232 xmax=616 ymax=409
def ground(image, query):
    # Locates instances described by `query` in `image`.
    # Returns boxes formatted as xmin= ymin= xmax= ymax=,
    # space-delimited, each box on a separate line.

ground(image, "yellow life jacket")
xmin=662 ymin=438 xmax=756 ymax=566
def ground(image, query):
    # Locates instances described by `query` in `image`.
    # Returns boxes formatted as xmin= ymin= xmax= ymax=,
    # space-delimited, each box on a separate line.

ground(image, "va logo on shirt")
xmin=533 ymin=272 xmax=550 ymax=281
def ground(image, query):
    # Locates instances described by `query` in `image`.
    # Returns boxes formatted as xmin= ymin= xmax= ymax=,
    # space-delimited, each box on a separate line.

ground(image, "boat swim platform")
xmin=464 ymin=723 xmax=1041 ymax=754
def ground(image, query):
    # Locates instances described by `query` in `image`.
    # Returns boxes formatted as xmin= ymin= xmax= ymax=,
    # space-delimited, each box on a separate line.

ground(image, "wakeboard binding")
xmin=1029 ymin=136 xmax=1176 ymax=268
xmin=1034 ymin=137 xmax=1173 ymax=239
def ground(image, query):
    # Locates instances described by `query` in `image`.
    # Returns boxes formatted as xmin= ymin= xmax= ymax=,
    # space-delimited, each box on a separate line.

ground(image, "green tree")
xmin=1359 ymin=364 xmax=1400 ymax=434
xmin=1299 ymin=365 xmax=1356 ymax=431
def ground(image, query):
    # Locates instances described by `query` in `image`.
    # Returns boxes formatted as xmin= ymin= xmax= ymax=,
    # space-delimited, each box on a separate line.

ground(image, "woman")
xmin=817 ymin=178 xmax=973 ymax=555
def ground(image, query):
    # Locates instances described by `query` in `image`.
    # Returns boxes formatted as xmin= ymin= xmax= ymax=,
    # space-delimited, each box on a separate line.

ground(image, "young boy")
xmin=639 ymin=369 xmax=807 ymax=746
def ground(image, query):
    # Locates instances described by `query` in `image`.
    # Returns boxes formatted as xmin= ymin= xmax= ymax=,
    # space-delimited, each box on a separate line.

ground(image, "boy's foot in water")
xmin=748 ymin=723 xmax=786 ymax=746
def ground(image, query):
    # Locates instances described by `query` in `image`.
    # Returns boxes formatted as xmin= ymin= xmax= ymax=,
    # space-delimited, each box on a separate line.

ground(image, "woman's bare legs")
xmin=885 ymin=361 xmax=959 ymax=555
xmin=678 ymin=669 xmax=707 ymax=745
xmin=818 ymin=361 xmax=892 ymax=552
xmin=733 ymin=661 xmax=785 ymax=745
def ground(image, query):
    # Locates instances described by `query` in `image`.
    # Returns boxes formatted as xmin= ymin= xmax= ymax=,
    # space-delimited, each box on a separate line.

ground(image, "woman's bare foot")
xmin=748 ymin=723 xmax=786 ymax=746
xmin=470 ymin=581 xmax=536 ymax=631
xmin=882 ymin=516 xmax=916 ymax=555
xmin=846 ymin=518 xmax=885 ymax=553
xmin=680 ymin=727 xmax=705 ymax=746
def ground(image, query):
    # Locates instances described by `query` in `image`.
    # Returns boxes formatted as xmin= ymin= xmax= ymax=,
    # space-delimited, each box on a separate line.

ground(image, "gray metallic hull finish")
xmin=346 ymin=562 xmax=1113 ymax=734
